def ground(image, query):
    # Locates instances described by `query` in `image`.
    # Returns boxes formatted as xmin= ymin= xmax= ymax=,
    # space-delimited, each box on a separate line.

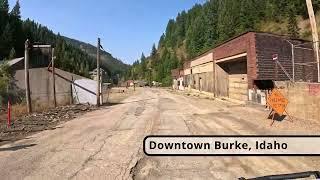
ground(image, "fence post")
xmin=25 ymin=39 xmax=32 ymax=113
xmin=96 ymin=38 xmax=101 ymax=107
xmin=52 ymin=48 xmax=57 ymax=107
xmin=7 ymin=96 xmax=11 ymax=128
xmin=7 ymin=84 xmax=11 ymax=128
xmin=70 ymin=76 xmax=74 ymax=104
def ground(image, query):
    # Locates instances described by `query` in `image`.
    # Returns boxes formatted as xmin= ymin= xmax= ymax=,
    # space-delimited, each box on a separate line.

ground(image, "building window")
xmin=191 ymin=69 xmax=193 ymax=74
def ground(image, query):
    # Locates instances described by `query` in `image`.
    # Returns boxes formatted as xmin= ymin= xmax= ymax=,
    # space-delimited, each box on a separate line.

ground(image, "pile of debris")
xmin=0 ymin=104 xmax=98 ymax=145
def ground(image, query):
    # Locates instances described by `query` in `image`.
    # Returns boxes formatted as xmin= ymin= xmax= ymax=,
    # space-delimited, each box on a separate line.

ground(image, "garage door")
xmin=228 ymin=74 xmax=248 ymax=101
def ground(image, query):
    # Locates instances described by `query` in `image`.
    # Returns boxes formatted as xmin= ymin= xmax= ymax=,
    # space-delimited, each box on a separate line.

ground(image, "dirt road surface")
xmin=0 ymin=88 xmax=320 ymax=180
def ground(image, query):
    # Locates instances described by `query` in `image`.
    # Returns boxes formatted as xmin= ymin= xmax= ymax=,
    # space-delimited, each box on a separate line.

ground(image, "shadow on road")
xmin=268 ymin=113 xmax=287 ymax=122
xmin=121 ymin=98 xmax=156 ymax=104
xmin=0 ymin=144 xmax=36 ymax=152
xmin=102 ymin=98 xmax=156 ymax=107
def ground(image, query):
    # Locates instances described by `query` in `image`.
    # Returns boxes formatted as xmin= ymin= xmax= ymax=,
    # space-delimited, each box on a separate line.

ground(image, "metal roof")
xmin=5 ymin=57 xmax=24 ymax=66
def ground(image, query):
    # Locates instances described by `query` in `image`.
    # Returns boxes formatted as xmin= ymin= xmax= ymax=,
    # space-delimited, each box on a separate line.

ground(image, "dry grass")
xmin=11 ymin=101 xmax=56 ymax=118
xmin=258 ymin=20 xmax=289 ymax=36
xmin=258 ymin=13 xmax=320 ymax=40
xmin=11 ymin=103 xmax=28 ymax=118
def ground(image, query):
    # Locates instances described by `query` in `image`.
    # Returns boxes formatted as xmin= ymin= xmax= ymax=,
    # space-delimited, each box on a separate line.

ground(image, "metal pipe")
xmin=286 ymin=40 xmax=295 ymax=82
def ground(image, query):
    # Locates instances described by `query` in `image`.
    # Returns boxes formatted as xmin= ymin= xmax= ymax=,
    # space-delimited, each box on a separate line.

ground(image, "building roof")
xmin=186 ymin=31 xmax=312 ymax=63
xmin=1 ymin=57 xmax=24 ymax=67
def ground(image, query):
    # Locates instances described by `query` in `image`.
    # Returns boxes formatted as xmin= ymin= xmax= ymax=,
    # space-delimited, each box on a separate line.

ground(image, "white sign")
xmin=272 ymin=54 xmax=278 ymax=61
xmin=144 ymin=136 xmax=320 ymax=156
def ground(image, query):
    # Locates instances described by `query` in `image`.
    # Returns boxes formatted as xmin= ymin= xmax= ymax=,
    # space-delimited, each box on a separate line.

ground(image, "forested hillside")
xmin=127 ymin=0 xmax=320 ymax=86
xmin=64 ymin=36 xmax=129 ymax=76
xmin=0 ymin=0 xmax=127 ymax=79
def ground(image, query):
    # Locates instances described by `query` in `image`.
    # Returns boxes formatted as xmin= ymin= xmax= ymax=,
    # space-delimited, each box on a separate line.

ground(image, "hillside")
xmin=0 ymin=0 xmax=128 ymax=80
xmin=127 ymin=0 xmax=320 ymax=86
xmin=63 ymin=37 xmax=129 ymax=76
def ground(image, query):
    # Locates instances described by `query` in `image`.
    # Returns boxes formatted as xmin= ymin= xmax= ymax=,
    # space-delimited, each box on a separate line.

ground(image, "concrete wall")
xmin=14 ymin=68 xmax=87 ymax=108
xmin=275 ymin=81 xmax=320 ymax=121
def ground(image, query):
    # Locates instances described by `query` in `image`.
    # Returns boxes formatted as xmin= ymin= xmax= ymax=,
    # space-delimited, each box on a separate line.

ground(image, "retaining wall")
xmin=275 ymin=81 xmax=320 ymax=121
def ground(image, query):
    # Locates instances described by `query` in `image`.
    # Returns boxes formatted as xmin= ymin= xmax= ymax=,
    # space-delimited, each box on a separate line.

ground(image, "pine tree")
xmin=8 ymin=48 xmax=16 ymax=59
xmin=10 ymin=0 xmax=24 ymax=56
xmin=151 ymin=44 xmax=157 ymax=57
xmin=287 ymin=6 xmax=300 ymax=38
xmin=11 ymin=0 xmax=21 ymax=18
xmin=158 ymin=34 xmax=165 ymax=49
xmin=0 ymin=23 xmax=13 ymax=59
xmin=0 ymin=0 xmax=9 ymax=11
xmin=0 ymin=0 xmax=9 ymax=36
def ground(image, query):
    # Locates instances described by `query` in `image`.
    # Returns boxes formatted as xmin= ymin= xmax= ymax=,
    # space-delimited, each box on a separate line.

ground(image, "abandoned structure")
xmin=6 ymin=57 xmax=88 ymax=107
xmin=172 ymin=31 xmax=318 ymax=104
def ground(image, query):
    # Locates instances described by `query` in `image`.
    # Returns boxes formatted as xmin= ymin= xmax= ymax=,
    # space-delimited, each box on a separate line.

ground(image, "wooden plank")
xmin=216 ymin=64 xmax=229 ymax=97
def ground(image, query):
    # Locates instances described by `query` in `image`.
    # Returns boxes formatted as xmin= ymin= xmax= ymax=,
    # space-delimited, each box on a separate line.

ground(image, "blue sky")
xmin=9 ymin=0 xmax=206 ymax=64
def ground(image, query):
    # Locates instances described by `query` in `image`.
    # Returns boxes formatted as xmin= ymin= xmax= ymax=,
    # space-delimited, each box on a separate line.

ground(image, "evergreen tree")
xmin=151 ymin=44 xmax=157 ymax=57
xmin=10 ymin=0 xmax=24 ymax=56
xmin=125 ymin=0 xmax=320 ymax=86
xmin=287 ymin=6 xmax=300 ymax=38
xmin=8 ymin=48 xmax=16 ymax=59
xmin=10 ymin=0 xmax=20 ymax=18
xmin=158 ymin=33 xmax=165 ymax=49
xmin=0 ymin=23 xmax=13 ymax=59
xmin=0 ymin=0 xmax=9 ymax=33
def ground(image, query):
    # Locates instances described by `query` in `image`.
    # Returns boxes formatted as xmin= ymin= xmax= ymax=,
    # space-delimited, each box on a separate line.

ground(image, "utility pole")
xmin=52 ymin=48 xmax=57 ymax=107
xmin=96 ymin=38 xmax=101 ymax=107
xmin=24 ymin=39 xmax=32 ymax=113
xmin=306 ymin=0 xmax=320 ymax=82
xmin=100 ymin=71 xmax=103 ymax=104
xmin=132 ymin=68 xmax=135 ymax=91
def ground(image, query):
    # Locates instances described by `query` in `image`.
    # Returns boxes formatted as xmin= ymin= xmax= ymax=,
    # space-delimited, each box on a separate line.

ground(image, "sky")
xmin=8 ymin=0 xmax=206 ymax=64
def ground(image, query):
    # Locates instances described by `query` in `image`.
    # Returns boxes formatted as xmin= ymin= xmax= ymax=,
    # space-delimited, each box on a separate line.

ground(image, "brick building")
xmin=172 ymin=31 xmax=317 ymax=103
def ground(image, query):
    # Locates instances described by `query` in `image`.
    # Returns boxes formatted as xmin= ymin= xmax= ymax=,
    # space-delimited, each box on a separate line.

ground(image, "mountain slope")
xmin=128 ymin=0 xmax=320 ymax=86
xmin=63 ymin=37 xmax=129 ymax=76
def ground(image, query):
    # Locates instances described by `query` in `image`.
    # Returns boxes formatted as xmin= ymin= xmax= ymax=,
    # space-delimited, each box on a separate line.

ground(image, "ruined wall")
xmin=275 ymin=81 xmax=320 ymax=121
xmin=14 ymin=68 xmax=86 ymax=108
xmin=190 ymin=72 xmax=214 ymax=93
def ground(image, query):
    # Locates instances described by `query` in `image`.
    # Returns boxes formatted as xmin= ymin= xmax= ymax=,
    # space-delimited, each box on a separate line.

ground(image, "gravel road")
xmin=0 ymin=88 xmax=320 ymax=180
